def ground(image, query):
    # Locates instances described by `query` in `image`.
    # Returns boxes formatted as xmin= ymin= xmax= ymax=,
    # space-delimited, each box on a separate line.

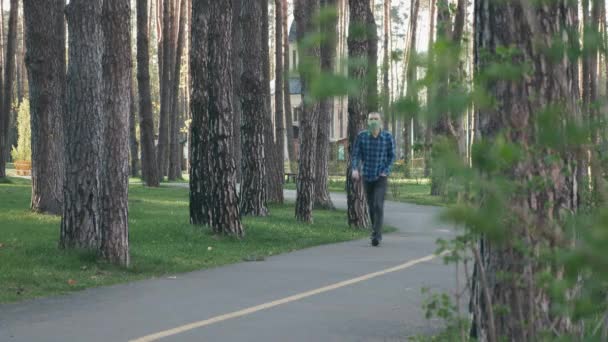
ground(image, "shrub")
xmin=10 ymin=100 xmax=31 ymax=162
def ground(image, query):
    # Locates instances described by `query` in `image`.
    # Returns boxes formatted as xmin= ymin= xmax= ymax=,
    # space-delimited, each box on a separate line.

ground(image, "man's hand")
xmin=380 ymin=172 xmax=387 ymax=177
xmin=352 ymin=170 xmax=360 ymax=181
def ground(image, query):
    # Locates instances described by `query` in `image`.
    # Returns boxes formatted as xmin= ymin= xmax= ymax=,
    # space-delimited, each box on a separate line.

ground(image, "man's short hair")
xmin=368 ymin=112 xmax=382 ymax=118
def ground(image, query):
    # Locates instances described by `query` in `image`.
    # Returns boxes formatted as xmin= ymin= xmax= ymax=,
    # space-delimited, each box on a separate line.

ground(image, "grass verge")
xmin=285 ymin=177 xmax=448 ymax=207
xmin=0 ymin=177 xmax=383 ymax=304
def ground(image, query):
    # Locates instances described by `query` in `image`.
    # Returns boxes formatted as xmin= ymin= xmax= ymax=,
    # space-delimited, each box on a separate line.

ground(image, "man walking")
xmin=351 ymin=112 xmax=395 ymax=247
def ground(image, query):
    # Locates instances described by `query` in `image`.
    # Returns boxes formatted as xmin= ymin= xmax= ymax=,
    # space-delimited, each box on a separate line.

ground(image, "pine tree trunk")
xmin=366 ymin=5 xmax=378 ymax=113
xmin=231 ymin=0 xmax=243 ymax=182
xmin=23 ymin=0 xmax=65 ymax=215
xmin=100 ymin=0 xmax=131 ymax=267
xmin=381 ymin=0 xmax=390 ymax=130
xmin=346 ymin=0 xmax=372 ymax=228
xmin=129 ymin=76 xmax=140 ymax=178
xmin=189 ymin=0 xmax=212 ymax=226
xmin=403 ymin=0 xmax=419 ymax=174
xmin=157 ymin=0 xmax=174 ymax=178
xmin=294 ymin=0 xmax=321 ymax=223
xmin=471 ymin=0 xmax=580 ymax=339
xmin=168 ymin=0 xmax=186 ymax=180
xmin=61 ymin=0 xmax=104 ymax=250
xmin=137 ymin=0 xmax=161 ymax=187
xmin=423 ymin=0 xmax=435 ymax=179
xmin=282 ymin=0 xmax=296 ymax=168
xmin=263 ymin=0 xmax=283 ymax=204
xmin=274 ymin=0 xmax=285 ymax=202
xmin=314 ymin=0 xmax=336 ymax=210
xmin=208 ymin=0 xmax=243 ymax=236
xmin=0 ymin=0 xmax=19 ymax=178
xmin=239 ymin=0 xmax=269 ymax=217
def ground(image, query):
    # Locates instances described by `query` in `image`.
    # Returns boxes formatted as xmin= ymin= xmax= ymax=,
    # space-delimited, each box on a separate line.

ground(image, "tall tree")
xmin=381 ymin=0 xmax=390 ymax=131
xmin=100 ymin=0 xmax=131 ymax=267
xmin=346 ymin=0 xmax=373 ymax=228
xmin=129 ymin=76 xmax=140 ymax=178
xmin=264 ymin=0 xmax=283 ymax=203
xmin=471 ymin=0 xmax=580 ymax=339
xmin=137 ymin=0 xmax=161 ymax=187
xmin=231 ymin=0 xmax=243 ymax=181
xmin=23 ymin=0 xmax=66 ymax=214
xmin=314 ymin=0 xmax=337 ymax=210
xmin=207 ymin=0 xmax=243 ymax=235
xmin=156 ymin=0 xmax=174 ymax=177
xmin=61 ymin=0 xmax=104 ymax=250
xmin=282 ymin=0 xmax=296 ymax=167
xmin=423 ymin=0 xmax=435 ymax=178
xmin=0 ymin=0 xmax=19 ymax=178
xmin=189 ymin=0 xmax=212 ymax=225
xmin=274 ymin=0 xmax=285 ymax=200
xmin=239 ymin=0 xmax=268 ymax=216
xmin=403 ymin=0 xmax=419 ymax=170
xmin=168 ymin=0 xmax=186 ymax=180
xmin=294 ymin=0 xmax=321 ymax=223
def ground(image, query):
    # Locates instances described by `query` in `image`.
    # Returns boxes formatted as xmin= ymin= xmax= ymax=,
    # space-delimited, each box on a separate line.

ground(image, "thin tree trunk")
xmin=294 ymin=0 xmax=321 ymax=223
xmin=381 ymin=0 xmax=390 ymax=130
xmin=100 ymin=0 xmax=131 ymax=267
xmin=157 ymin=0 xmax=174 ymax=178
xmin=232 ymin=0 xmax=243 ymax=182
xmin=137 ymin=0 xmax=160 ymax=187
xmin=282 ymin=0 xmax=296 ymax=168
xmin=239 ymin=0 xmax=268 ymax=217
xmin=23 ymin=0 xmax=65 ymax=214
xmin=263 ymin=0 xmax=283 ymax=203
xmin=423 ymin=0 xmax=435 ymax=178
xmin=274 ymin=0 xmax=285 ymax=203
xmin=168 ymin=0 xmax=185 ymax=180
xmin=0 ymin=0 xmax=19 ymax=177
xmin=207 ymin=0 xmax=243 ymax=236
xmin=403 ymin=0 xmax=419 ymax=173
xmin=61 ymin=0 xmax=104 ymax=250
xmin=189 ymin=0 xmax=212 ymax=226
xmin=346 ymin=0 xmax=372 ymax=228
xmin=129 ymin=76 xmax=140 ymax=178
xmin=315 ymin=0 xmax=336 ymax=210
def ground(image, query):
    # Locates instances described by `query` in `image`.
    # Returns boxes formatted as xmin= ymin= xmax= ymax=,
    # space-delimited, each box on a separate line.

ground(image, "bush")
xmin=10 ymin=100 xmax=31 ymax=162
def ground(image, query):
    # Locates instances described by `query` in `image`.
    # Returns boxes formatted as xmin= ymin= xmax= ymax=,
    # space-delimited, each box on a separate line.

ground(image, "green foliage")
xmin=10 ymin=100 xmax=31 ymax=162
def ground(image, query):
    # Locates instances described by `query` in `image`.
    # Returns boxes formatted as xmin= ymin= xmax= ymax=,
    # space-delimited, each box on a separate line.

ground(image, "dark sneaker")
xmin=371 ymin=238 xmax=379 ymax=247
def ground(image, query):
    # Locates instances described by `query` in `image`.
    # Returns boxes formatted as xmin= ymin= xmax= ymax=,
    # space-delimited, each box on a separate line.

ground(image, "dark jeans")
xmin=364 ymin=176 xmax=387 ymax=241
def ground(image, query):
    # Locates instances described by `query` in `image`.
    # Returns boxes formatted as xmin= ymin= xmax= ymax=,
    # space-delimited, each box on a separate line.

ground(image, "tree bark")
xmin=239 ymin=0 xmax=269 ymax=217
xmin=231 ymin=0 xmax=243 ymax=181
xmin=207 ymin=0 xmax=243 ymax=236
xmin=263 ymin=0 xmax=283 ymax=204
xmin=381 ymin=0 xmax=390 ymax=131
xmin=274 ymin=0 xmax=285 ymax=202
xmin=314 ymin=0 xmax=336 ymax=210
xmin=282 ymin=0 xmax=296 ymax=168
xmin=471 ymin=0 xmax=580 ymax=339
xmin=189 ymin=0 xmax=212 ymax=226
xmin=61 ymin=0 xmax=104 ymax=250
xmin=0 ymin=0 xmax=19 ymax=177
xmin=129 ymin=76 xmax=140 ymax=178
xmin=168 ymin=0 xmax=186 ymax=180
xmin=23 ymin=0 xmax=65 ymax=215
xmin=346 ymin=0 xmax=372 ymax=228
xmin=137 ymin=0 xmax=161 ymax=187
xmin=294 ymin=0 xmax=321 ymax=223
xmin=101 ymin=0 xmax=131 ymax=267
xmin=157 ymin=0 xmax=174 ymax=178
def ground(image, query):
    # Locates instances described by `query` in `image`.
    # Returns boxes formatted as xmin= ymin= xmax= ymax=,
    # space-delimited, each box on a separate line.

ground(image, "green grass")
xmin=0 ymin=177 xmax=380 ymax=304
xmin=285 ymin=177 xmax=447 ymax=207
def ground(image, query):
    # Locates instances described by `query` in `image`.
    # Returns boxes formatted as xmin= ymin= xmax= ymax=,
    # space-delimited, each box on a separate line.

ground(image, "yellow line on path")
xmin=130 ymin=252 xmax=444 ymax=342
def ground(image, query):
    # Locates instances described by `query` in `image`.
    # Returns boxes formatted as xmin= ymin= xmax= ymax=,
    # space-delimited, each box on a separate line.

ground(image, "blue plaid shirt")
xmin=352 ymin=129 xmax=396 ymax=181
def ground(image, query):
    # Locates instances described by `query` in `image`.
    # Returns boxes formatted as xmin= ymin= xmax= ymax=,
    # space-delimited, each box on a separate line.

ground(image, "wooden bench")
xmin=284 ymin=173 xmax=297 ymax=183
